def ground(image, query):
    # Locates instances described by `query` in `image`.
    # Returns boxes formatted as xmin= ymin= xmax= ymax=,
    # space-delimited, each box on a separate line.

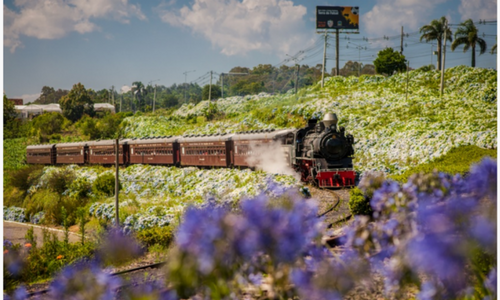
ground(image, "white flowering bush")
xmin=3 ymin=206 xmax=27 ymax=222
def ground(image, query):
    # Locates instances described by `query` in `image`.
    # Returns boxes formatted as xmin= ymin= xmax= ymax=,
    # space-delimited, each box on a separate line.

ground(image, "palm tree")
xmin=131 ymin=81 xmax=146 ymax=112
xmin=420 ymin=16 xmax=452 ymax=71
xmin=451 ymin=19 xmax=487 ymax=67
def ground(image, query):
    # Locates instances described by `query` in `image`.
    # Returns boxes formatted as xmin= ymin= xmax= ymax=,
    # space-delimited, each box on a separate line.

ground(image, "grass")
xmin=389 ymin=145 xmax=497 ymax=183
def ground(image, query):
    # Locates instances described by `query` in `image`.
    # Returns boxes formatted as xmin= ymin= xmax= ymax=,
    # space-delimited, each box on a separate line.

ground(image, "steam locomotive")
xmin=27 ymin=113 xmax=355 ymax=188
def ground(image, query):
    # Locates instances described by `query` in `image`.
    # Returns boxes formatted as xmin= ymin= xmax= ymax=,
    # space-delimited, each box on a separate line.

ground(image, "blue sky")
xmin=3 ymin=0 xmax=498 ymax=103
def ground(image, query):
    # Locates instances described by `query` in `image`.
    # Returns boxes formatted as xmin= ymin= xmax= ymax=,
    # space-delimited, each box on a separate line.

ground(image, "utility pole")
xmin=336 ymin=28 xmax=339 ymax=76
xmin=115 ymin=138 xmax=120 ymax=227
xmin=400 ymin=26 xmax=404 ymax=54
xmin=440 ymin=19 xmax=448 ymax=97
xmin=295 ymin=64 xmax=300 ymax=94
xmin=209 ymin=71 xmax=213 ymax=101
xmin=148 ymin=79 xmax=160 ymax=111
xmin=183 ymin=70 xmax=195 ymax=103
xmin=286 ymin=54 xmax=303 ymax=94
xmin=321 ymin=30 xmax=328 ymax=87
xmin=153 ymin=84 xmax=157 ymax=113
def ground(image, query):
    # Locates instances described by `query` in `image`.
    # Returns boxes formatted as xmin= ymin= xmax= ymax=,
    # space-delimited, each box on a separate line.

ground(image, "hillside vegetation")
xmin=121 ymin=65 xmax=497 ymax=174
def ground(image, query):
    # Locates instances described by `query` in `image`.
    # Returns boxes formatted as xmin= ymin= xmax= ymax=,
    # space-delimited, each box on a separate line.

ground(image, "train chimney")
xmin=322 ymin=113 xmax=338 ymax=128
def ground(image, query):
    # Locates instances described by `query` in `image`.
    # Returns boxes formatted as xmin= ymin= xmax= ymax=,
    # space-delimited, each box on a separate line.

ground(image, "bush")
xmin=24 ymin=190 xmax=61 ymax=224
xmin=348 ymin=187 xmax=372 ymax=216
xmin=5 ymin=165 xmax=44 ymax=196
xmin=92 ymin=173 xmax=119 ymax=196
xmin=46 ymin=168 xmax=76 ymax=194
xmin=68 ymin=177 xmax=92 ymax=199
xmin=135 ymin=226 xmax=174 ymax=248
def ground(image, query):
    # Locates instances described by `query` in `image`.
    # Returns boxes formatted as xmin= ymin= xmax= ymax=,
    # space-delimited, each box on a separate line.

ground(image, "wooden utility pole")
xmin=209 ymin=71 xmax=213 ymax=101
xmin=400 ymin=26 xmax=404 ymax=54
xmin=321 ymin=31 xmax=327 ymax=87
xmin=440 ymin=20 xmax=448 ymax=97
xmin=153 ymin=84 xmax=157 ymax=113
xmin=115 ymin=138 xmax=120 ymax=227
xmin=295 ymin=64 xmax=300 ymax=94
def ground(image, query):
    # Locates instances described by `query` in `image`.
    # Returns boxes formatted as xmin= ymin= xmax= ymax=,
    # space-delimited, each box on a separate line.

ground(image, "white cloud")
xmin=363 ymin=0 xmax=449 ymax=37
xmin=157 ymin=0 xmax=310 ymax=56
xmin=459 ymin=0 xmax=496 ymax=21
xmin=4 ymin=0 xmax=146 ymax=53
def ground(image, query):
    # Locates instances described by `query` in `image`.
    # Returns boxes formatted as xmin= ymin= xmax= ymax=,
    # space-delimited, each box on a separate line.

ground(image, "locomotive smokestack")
xmin=322 ymin=113 xmax=338 ymax=128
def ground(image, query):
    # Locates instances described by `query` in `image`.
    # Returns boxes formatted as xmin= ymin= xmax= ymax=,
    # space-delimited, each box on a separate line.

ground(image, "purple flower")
xmin=49 ymin=261 xmax=121 ymax=300
xmin=96 ymin=226 xmax=144 ymax=266
xmin=3 ymin=286 xmax=27 ymax=300
xmin=467 ymin=158 xmax=497 ymax=201
xmin=4 ymin=239 xmax=13 ymax=249
xmin=484 ymin=268 xmax=497 ymax=297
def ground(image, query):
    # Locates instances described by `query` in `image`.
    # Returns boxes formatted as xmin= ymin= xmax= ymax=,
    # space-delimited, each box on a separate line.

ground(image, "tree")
xmin=131 ymin=81 xmax=146 ymax=112
xmin=4 ymin=94 xmax=17 ymax=125
xmin=339 ymin=61 xmax=363 ymax=77
xmin=373 ymin=48 xmax=407 ymax=76
xmin=202 ymin=85 xmax=221 ymax=100
xmin=420 ymin=16 xmax=452 ymax=71
xmin=451 ymin=19 xmax=487 ymax=67
xmin=361 ymin=64 xmax=376 ymax=75
xmin=59 ymin=83 xmax=94 ymax=122
xmin=34 ymin=86 xmax=69 ymax=104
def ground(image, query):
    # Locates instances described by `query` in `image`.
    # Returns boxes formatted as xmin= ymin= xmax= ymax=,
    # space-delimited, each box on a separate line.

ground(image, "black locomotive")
xmin=27 ymin=113 xmax=355 ymax=188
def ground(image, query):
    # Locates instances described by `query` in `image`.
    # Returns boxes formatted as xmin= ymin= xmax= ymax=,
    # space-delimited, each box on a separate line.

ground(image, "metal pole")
xmin=336 ymin=28 xmax=339 ymax=76
xmin=115 ymin=138 xmax=119 ymax=227
xmin=321 ymin=30 xmax=327 ymax=87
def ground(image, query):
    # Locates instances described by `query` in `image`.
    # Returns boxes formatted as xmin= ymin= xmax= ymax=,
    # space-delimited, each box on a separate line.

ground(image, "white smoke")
xmin=245 ymin=141 xmax=300 ymax=181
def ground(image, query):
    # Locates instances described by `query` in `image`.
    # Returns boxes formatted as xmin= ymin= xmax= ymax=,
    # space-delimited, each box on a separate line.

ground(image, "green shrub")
xmin=3 ymin=138 xmax=28 ymax=171
xmin=3 ymin=187 xmax=26 ymax=207
xmin=46 ymin=168 xmax=76 ymax=194
xmin=17 ymin=230 xmax=95 ymax=284
xmin=136 ymin=226 xmax=174 ymax=248
xmin=5 ymin=164 xmax=44 ymax=196
xmin=24 ymin=190 xmax=61 ymax=224
xmin=348 ymin=187 xmax=373 ymax=216
xmin=92 ymin=172 xmax=119 ymax=196
xmin=68 ymin=176 xmax=92 ymax=198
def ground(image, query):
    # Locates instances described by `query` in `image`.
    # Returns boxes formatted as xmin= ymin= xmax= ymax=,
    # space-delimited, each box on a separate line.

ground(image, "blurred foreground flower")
xmin=167 ymin=187 xmax=323 ymax=299
xmin=48 ymin=261 xmax=121 ymax=300
xmin=96 ymin=226 xmax=144 ymax=266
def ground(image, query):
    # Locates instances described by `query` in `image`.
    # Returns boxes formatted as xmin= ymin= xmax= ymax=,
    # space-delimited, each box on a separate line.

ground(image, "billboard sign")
xmin=316 ymin=6 xmax=359 ymax=31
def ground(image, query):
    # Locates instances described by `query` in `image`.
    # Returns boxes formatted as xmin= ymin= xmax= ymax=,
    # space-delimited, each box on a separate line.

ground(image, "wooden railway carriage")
xmin=26 ymin=144 xmax=56 ymax=164
xmin=128 ymin=136 xmax=179 ymax=165
xmin=55 ymin=142 xmax=88 ymax=164
xmin=232 ymin=129 xmax=296 ymax=168
xmin=178 ymin=134 xmax=234 ymax=167
xmin=88 ymin=139 xmax=130 ymax=165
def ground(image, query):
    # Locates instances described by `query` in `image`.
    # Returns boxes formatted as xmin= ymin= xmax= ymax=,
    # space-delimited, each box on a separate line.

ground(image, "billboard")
xmin=316 ymin=6 xmax=359 ymax=31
